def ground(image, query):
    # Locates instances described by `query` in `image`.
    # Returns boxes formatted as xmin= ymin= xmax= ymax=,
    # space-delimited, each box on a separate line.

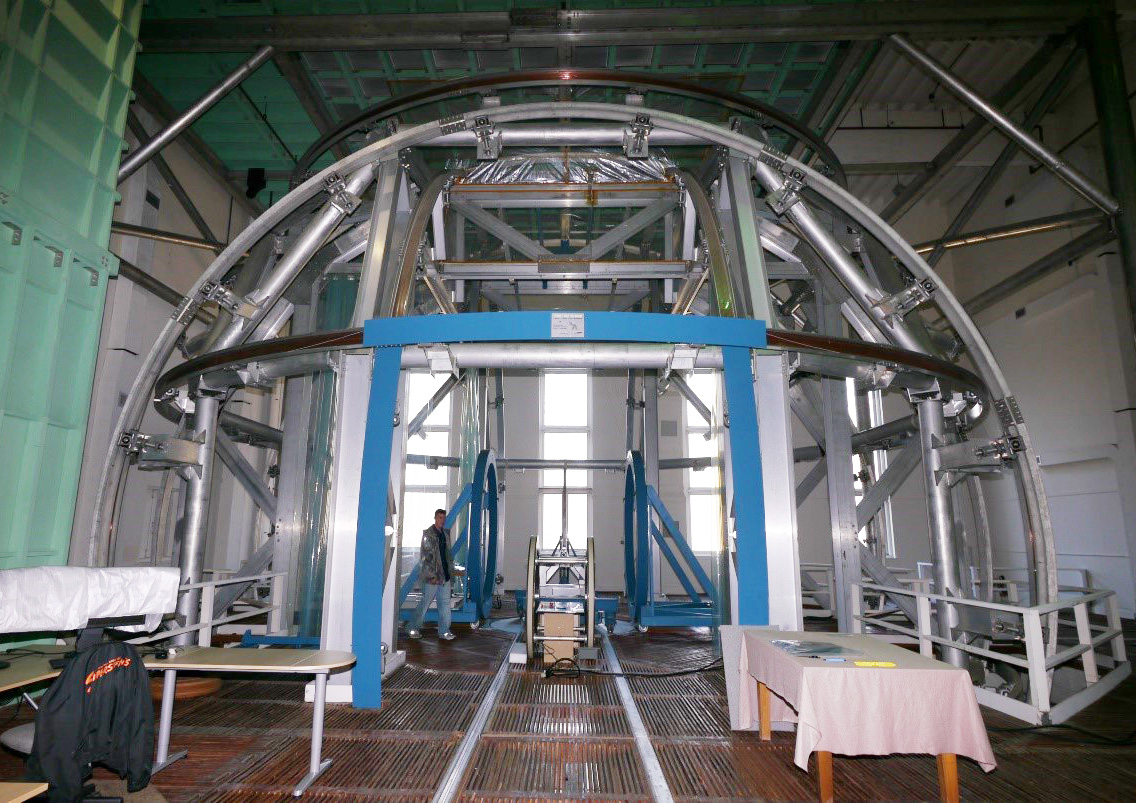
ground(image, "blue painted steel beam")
xmin=722 ymin=345 xmax=768 ymax=625
xmin=352 ymin=346 xmax=401 ymax=708
xmin=650 ymin=521 xmax=703 ymax=604
xmin=363 ymin=311 xmax=766 ymax=350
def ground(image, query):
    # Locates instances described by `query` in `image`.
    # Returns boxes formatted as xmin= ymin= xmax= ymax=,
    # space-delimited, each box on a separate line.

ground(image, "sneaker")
xmin=440 ymin=631 xmax=455 ymax=641
xmin=407 ymin=629 xmax=422 ymax=639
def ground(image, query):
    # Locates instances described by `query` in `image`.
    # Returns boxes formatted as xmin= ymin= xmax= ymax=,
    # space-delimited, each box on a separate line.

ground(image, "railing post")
xmin=916 ymin=594 xmax=934 ymax=657
xmin=1072 ymin=601 xmax=1099 ymax=684
xmin=198 ymin=584 xmax=215 ymax=648
xmin=1023 ymin=608 xmax=1051 ymax=716
xmin=269 ymin=572 xmax=285 ymax=634
xmin=1107 ymin=593 xmax=1128 ymax=664
xmin=849 ymin=583 xmax=862 ymax=634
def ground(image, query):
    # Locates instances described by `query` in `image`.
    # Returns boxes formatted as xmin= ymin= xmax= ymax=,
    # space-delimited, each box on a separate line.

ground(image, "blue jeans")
xmin=410 ymin=580 xmax=452 ymax=633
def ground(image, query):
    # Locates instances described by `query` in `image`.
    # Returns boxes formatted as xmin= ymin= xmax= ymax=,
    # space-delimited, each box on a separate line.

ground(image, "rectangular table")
xmin=737 ymin=632 xmax=996 ymax=803
xmin=0 ymin=645 xmax=355 ymax=797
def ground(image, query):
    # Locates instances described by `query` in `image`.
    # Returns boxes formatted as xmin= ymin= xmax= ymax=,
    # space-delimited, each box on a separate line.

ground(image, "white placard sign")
xmin=550 ymin=312 xmax=585 ymax=339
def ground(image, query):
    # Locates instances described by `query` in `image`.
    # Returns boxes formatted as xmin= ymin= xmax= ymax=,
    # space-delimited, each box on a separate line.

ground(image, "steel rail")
xmin=290 ymin=68 xmax=847 ymax=186
xmin=151 ymin=326 xmax=988 ymax=408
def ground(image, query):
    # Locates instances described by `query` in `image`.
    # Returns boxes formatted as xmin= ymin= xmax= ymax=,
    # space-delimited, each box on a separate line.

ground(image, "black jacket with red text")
xmin=27 ymin=640 xmax=154 ymax=802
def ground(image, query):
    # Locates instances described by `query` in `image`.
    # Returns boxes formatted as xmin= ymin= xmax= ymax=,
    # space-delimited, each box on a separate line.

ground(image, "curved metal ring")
xmin=292 ymin=68 xmax=847 ymax=186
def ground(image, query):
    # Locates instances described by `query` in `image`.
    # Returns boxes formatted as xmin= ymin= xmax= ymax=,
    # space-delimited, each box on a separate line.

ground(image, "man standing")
xmin=408 ymin=508 xmax=456 ymax=640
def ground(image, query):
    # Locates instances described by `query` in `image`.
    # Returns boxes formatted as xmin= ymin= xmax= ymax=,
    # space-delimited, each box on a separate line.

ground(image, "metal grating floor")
xmin=2 ymin=622 xmax=1136 ymax=800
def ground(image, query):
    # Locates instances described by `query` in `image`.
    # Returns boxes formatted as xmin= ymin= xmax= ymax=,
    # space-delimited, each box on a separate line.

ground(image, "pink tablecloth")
xmin=738 ymin=631 xmax=996 ymax=772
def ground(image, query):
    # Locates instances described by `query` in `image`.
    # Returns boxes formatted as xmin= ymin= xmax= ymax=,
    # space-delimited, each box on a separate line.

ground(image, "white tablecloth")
xmin=738 ymin=631 xmax=996 ymax=772
xmin=0 ymin=566 xmax=180 ymax=634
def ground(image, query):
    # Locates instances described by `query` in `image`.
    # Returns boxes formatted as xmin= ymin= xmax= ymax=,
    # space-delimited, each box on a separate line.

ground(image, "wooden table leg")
xmin=936 ymin=754 xmax=959 ymax=803
xmin=815 ymin=751 xmax=834 ymax=803
xmin=757 ymin=681 xmax=772 ymax=741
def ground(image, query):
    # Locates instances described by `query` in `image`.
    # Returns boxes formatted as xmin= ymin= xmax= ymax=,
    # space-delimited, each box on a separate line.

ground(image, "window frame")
xmin=681 ymin=370 xmax=724 ymax=556
xmin=538 ymin=370 xmax=592 ymax=550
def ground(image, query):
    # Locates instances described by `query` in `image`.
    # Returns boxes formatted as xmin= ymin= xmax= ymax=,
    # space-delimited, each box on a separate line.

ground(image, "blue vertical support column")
xmin=722 ymin=347 xmax=768 ymax=625
xmin=352 ymin=347 xmax=402 ymax=708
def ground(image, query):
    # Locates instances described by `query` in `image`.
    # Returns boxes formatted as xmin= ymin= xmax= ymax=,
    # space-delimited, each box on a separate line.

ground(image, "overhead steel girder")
xmin=140 ymin=3 xmax=1091 ymax=53
xmin=95 ymin=100 xmax=1052 ymax=615
xmin=449 ymin=182 xmax=680 ymax=210
xmin=450 ymin=199 xmax=553 ymax=261
xmin=436 ymin=261 xmax=688 ymax=280
xmin=573 ymin=198 xmax=676 ymax=262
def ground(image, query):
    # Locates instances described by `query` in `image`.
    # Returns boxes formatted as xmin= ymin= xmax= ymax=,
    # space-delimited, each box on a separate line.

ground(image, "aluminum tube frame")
xmin=855 ymin=440 xmax=921 ymax=532
xmin=669 ymin=372 xmax=713 ymax=428
xmin=173 ymin=395 xmax=220 ymax=646
xmin=573 ymin=197 xmax=676 ymax=261
xmin=118 ymin=46 xmax=274 ymax=184
xmin=925 ymin=46 xmax=1083 ymax=267
xmin=449 ymin=199 xmax=553 ymax=261
xmin=424 ymin=124 xmax=703 ymax=148
xmin=215 ymin=430 xmax=278 ymax=520
xmin=889 ymin=34 xmax=1118 ymax=215
xmin=219 ymin=410 xmax=284 ymax=446
xmin=95 ymin=101 xmax=1057 ymax=614
xmin=917 ymin=398 xmax=966 ymax=668
xmin=752 ymin=160 xmax=925 ymax=355
xmin=912 ymin=209 xmax=1105 ymax=255
xmin=407 ymin=372 xmax=464 ymax=438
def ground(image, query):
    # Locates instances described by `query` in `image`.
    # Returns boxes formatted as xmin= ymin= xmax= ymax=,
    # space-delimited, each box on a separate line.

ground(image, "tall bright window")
xmin=683 ymin=371 xmax=723 ymax=553
xmin=402 ymin=371 xmax=453 ymax=540
xmin=539 ymin=371 xmax=590 ymax=549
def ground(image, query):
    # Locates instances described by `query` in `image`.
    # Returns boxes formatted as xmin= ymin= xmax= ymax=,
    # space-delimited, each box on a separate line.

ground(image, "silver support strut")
xmin=118 ymin=46 xmax=274 ymax=184
xmin=174 ymin=395 xmax=220 ymax=646
xmin=888 ymin=34 xmax=1119 ymax=216
xmin=916 ymin=398 xmax=966 ymax=668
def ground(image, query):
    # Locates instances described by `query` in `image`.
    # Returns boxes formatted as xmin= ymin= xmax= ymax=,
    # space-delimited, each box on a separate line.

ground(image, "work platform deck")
xmin=2 ymin=621 xmax=1135 ymax=801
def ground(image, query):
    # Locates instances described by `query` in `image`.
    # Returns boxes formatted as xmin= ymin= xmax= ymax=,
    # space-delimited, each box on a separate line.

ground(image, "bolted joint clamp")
xmin=201 ymin=281 xmax=257 ymax=318
xmin=323 ymin=173 xmax=361 ymax=215
xmin=623 ymin=113 xmax=652 ymax=159
xmin=766 ymin=173 xmax=806 ymax=215
xmin=473 ymin=116 xmax=502 ymax=160
xmin=872 ymin=278 xmax=936 ymax=321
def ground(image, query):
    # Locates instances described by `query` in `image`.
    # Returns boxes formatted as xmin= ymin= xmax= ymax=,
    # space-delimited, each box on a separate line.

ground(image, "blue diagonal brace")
xmin=646 ymin=484 xmax=719 ymax=609
xmin=649 ymin=521 xmax=702 ymax=605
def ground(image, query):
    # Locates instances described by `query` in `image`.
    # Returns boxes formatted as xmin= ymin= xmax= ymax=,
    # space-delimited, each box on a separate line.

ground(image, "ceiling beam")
xmin=139 ymin=2 xmax=1098 ymax=52
xmin=132 ymin=72 xmax=263 ymax=218
xmin=272 ymin=52 xmax=351 ymax=161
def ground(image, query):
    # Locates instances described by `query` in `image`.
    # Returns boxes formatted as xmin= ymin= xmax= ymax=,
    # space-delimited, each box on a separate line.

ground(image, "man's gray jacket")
xmin=420 ymin=525 xmax=452 ymax=585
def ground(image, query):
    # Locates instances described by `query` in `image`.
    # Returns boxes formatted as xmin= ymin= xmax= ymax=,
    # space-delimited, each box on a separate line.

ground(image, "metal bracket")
xmin=323 ymin=173 xmax=361 ymax=215
xmin=120 ymin=431 xmax=205 ymax=473
xmin=663 ymin=345 xmax=700 ymax=383
xmin=623 ymin=113 xmax=652 ymax=159
xmin=201 ymin=281 xmax=257 ymax=318
xmin=873 ymin=278 xmax=936 ymax=321
xmin=473 ymin=116 xmax=502 ymax=160
xmin=420 ymin=344 xmax=457 ymax=376
xmin=766 ymin=173 xmax=805 ymax=215
xmin=439 ymin=114 xmax=467 ymax=135
xmin=993 ymin=396 xmax=1026 ymax=430
xmin=935 ymin=438 xmax=1016 ymax=477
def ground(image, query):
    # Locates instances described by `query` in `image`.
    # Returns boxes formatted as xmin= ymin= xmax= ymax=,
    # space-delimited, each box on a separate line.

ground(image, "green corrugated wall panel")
xmin=0 ymin=0 xmax=141 ymax=568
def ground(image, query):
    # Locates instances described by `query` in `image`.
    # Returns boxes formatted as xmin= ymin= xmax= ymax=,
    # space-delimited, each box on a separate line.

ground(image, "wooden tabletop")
xmin=149 ymin=646 xmax=356 ymax=673
xmin=0 ymin=781 xmax=49 ymax=802
xmin=0 ymin=645 xmax=356 ymax=694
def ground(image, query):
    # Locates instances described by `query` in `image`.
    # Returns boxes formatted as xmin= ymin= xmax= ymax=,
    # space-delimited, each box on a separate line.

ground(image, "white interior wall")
xmin=69 ymin=111 xmax=272 ymax=575
xmin=828 ymin=52 xmax=1136 ymax=616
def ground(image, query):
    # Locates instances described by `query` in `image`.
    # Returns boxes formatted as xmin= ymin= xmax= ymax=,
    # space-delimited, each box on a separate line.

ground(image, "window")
xmin=683 ymin=371 xmax=723 ymax=553
xmin=539 ymin=371 xmax=590 ymax=550
xmin=401 ymin=372 xmax=453 ymax=539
